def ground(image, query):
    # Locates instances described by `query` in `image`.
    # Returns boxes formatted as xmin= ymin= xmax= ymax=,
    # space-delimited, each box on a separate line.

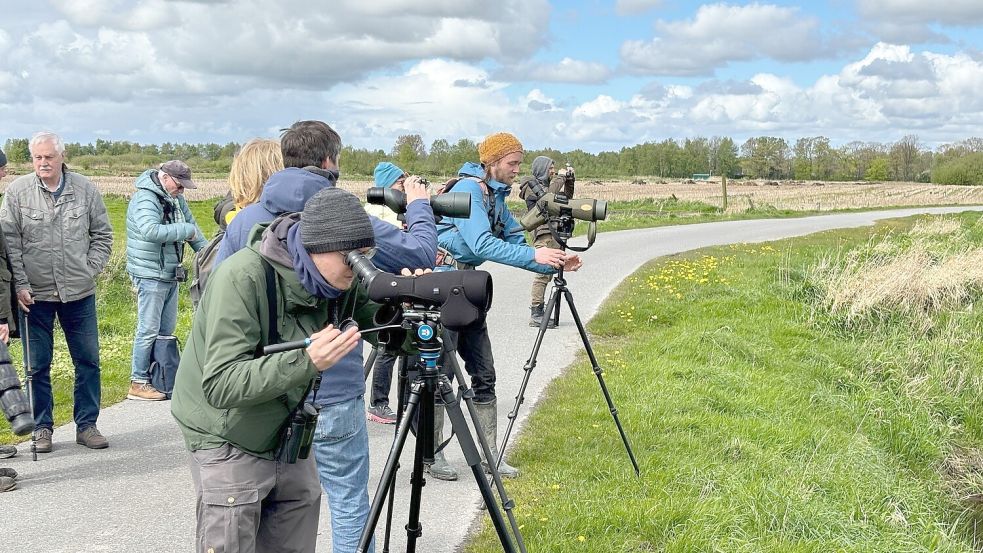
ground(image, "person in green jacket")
xmin=171 ymin=187 xmax=382 ymax=553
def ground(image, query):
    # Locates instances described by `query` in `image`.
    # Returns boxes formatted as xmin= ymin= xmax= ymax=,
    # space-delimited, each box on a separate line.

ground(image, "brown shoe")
xmin=34 ymin=428 xmax=53 ymax=453
xmin=127 ymin=381 xmax=166 ymax=401
xmin=76 ymin=426 xmax=109 ymax=449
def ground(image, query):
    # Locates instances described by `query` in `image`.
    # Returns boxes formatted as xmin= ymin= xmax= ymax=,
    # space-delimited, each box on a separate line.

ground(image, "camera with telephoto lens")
xmin=0 ymin=345 xmax=34 ymax=437
xmin=346 ymin=251 xmax=492 ymax=330
xmin=558 ymin=163 xmax=575 ymax=184
xmin=366 ymin=187 xmax=471 ymax=219
xmin=279 ymin=402 xmax=318 ymax=464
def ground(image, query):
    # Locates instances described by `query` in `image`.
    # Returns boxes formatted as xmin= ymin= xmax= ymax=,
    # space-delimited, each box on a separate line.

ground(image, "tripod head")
xmin=397 ymin=305 xmax=444 ymax=373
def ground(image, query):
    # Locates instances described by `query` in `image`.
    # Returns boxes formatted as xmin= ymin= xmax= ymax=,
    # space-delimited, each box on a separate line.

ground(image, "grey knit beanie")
xmin=301 ymin=187 xmax=376 ymax=254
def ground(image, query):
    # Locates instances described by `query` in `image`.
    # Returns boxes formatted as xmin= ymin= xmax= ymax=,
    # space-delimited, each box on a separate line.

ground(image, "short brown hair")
xmin=280 ymin=120 xmax=342 ymax=169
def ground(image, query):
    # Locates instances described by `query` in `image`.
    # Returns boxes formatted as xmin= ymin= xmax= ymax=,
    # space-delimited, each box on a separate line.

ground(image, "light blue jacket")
xmin=125 ymin=169 xmax=206 ymax=281
xmin=436 ymin=162 xmax=553 ymax=274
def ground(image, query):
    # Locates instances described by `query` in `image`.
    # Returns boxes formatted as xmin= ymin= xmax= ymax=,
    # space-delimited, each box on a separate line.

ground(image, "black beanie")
xmin=0 ymin=148 xmax=6 ymax=167
xmin=301 ymin=188 xmax=376 ymax=254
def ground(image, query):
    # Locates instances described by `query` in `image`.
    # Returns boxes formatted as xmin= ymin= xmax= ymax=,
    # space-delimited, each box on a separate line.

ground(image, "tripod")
xmin=358 ymin=309 xmax=524 ymax=553
xmin=19 ymin=308 xmax=38 ymax=462
xmin=499 ymin=215 xmax=640 ymax=476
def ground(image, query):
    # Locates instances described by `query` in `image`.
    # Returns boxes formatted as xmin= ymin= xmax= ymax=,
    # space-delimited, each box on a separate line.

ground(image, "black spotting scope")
xmin=346 ymin=251 xmax=492 ymax=330
xmin=366 ymin=187 xmax=471 ymax=219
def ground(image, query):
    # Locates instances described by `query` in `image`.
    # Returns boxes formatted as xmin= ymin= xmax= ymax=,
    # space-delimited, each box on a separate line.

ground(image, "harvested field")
xmin=4 ymin=174 xmax=983 ymax=212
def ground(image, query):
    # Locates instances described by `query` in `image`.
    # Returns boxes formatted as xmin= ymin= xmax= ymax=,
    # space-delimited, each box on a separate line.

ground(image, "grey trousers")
xmin=189 ymin=443 xmax=322 ymax=553
xmin=530 ymin=234 xmax=560 ymax=307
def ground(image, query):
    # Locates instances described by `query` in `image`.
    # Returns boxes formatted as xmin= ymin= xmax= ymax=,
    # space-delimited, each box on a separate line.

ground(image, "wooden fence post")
xmin=721 ymin=175 xmax=728 ymax=211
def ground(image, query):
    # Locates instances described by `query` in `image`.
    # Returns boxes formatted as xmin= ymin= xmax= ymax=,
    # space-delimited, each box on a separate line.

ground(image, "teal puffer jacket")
xmin=125 ymin=169 xmax=206 ymax=281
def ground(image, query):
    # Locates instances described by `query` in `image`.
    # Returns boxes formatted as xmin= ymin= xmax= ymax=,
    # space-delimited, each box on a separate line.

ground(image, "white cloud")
xmin=562 ymin=42 xmax=983 ymax=148
xmin=496 ymin=57 xmax=612 ymax=84
xmin=620 ymin=3 xmax=840 ymax=76
xmin=858 ymin=0 xmax=983 ymax=25
xmin=858 ymin=0 xmax=983 ymax=44
xmin=615 ymin=0 xmax=663 ymax=16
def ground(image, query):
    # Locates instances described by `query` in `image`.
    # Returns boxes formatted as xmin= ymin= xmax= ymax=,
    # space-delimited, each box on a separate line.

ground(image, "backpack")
xmin=189 ymin=230 xmax=225 ymax=309
xmin=434 ymin=177 xmax=506 ymax=236
xmin=149 ymin=335 xmax=181 ymax=399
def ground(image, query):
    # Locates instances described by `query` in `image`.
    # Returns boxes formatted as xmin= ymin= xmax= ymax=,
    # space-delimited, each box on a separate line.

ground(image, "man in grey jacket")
xmin=0 ymin=131 xmax=114 ymax=453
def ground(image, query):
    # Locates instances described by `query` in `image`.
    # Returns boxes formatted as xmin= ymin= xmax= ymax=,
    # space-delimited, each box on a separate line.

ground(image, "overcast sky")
xmin=2 ymin=0 xmax=982 ymax=153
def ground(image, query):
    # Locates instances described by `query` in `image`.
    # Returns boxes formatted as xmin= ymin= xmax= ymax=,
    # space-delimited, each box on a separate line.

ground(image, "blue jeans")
xmin=312 ymin=395 xmax=374 ymax=553
xmin=25 ymin=295 xmax=101 ymax=431
xmin=130 ymin=277 xmax=179 ymax=382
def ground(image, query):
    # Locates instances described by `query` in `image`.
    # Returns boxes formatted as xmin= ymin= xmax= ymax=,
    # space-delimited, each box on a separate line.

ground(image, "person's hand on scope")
xmin=562 ymin=253 xmax=583 ymax=272
xmin=534 ymin=247 xmax=567 ymax=269
xmin=400 ymin=267 xmax=433 ymax=276
xmin=403 ymin=176 xmax=430 ymax=205
xmin=306 ymin=324 xmax=362 ymax=372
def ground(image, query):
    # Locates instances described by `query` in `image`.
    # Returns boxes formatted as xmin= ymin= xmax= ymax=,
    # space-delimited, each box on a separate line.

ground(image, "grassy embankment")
xmin=467 ymin=213 xmax=983 ymax=552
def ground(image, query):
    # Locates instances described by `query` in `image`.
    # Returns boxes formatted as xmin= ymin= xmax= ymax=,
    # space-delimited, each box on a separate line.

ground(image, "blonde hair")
xmin=229 ymin=138 xmax=283 ymax=209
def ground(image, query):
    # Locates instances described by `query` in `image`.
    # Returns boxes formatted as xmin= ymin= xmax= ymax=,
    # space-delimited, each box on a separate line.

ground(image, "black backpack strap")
xmin=257 ymin=257 xmax=281 ymax=356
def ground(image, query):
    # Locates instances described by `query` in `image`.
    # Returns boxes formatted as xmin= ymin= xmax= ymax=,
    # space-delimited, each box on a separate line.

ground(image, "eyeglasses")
xmin=340 ymin=247 xmax=377 ymax=259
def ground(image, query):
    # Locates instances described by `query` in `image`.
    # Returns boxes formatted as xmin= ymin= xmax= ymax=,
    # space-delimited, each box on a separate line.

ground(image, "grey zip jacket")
xmin=0 ymin=168 xmax=113 ymax=302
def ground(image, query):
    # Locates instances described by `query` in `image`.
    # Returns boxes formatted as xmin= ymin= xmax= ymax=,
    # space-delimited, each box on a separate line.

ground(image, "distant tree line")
xmin=4 ymin=134 xmax=983 ymax=185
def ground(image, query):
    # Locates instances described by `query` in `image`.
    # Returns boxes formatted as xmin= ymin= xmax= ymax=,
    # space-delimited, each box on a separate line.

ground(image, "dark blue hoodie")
xmin=215 ymin=167 xmax=437 ymax=273
xmin=212 ymin=166 xmax=438 ymax=407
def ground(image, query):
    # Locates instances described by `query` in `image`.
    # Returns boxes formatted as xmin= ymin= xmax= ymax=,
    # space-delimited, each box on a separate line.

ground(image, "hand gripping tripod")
xmin=499 ymin=214 xmax=640 ymax=476
xmin=357 ymin=308 xmax=525 ymax=553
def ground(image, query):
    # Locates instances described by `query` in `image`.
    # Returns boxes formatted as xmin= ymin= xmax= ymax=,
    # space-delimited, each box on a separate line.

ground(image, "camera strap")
xmin=158 ymin=193 xmax=185 ymax=264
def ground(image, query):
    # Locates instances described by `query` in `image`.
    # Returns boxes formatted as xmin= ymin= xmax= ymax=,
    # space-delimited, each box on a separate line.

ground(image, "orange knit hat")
xmin=478 ymin=132 xmax=524 ymax=165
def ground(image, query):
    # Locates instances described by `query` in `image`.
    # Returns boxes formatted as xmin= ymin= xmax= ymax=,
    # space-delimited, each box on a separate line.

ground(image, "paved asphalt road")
xmin=3 ymin=206 xmax=982 ymax=553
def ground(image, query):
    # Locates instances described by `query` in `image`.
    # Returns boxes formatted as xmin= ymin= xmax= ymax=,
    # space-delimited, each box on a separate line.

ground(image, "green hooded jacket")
xmin=170 ymin=222 xmax=377 ymax=459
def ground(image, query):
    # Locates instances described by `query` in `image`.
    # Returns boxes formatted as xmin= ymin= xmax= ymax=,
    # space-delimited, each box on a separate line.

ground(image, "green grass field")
xmin=467 ymin=213 xmax=983 ymax=552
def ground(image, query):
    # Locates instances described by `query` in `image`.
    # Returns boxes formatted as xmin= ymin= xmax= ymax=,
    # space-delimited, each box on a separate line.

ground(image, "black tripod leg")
xmin=358 ymin=380 xmax=424 ymax=553
xmin=444 ymin=356 xmax=527 ymax=553
xmin=381 ymin=355 xmax=408 ymax=553
xmin=363 ymin=343 xmax=380 ymax=382
xmin=561 ymin=287 xmax=641 ymax=476
xmin=19 ymin=308 xmax=37 ymax=462
xmin=437 ymin=376 xmax=518 ymax=553
xmin=500 ymin=284 xmax=562 ymax=461
xmin=404 ymin=372 xmax=435 ymax=553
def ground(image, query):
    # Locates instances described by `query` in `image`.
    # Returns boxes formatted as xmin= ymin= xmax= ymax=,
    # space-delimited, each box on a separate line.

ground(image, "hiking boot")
xmin=0 ymin=476 xmax=14 ymax=492
xmin=76 ymin=426 xmax=109 ymax=449
xmin=0 ymin=467 xmax=17 ymax=479
xmin=0 ymin=445 xmax=16 ymax=459
xmin=33 ymin=428 xmax=52 ymax=453
xmin=529 ymin=305 xmax=556 ymax=329
xmin=127 ymin=381 xmax=166 ymax=401
xmin=367 ymin=403 xmax=397 ymax=425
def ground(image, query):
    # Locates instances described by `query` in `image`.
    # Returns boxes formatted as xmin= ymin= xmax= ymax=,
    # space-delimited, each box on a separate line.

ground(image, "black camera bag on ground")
xmin=149 ymin=335 xmax=180 ymax=399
